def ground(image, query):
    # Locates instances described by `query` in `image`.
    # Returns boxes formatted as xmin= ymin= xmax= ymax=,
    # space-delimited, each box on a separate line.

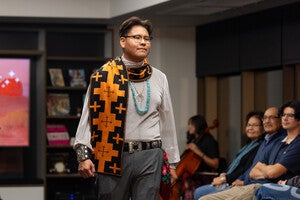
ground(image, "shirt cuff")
xmin=169 ymin=163 xmax=177 ymax=169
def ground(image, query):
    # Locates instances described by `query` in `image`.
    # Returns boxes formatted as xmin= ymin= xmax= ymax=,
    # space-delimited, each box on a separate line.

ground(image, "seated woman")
xmin=173 ymin=114 xmax=220 ymax=200
xmin=254 ymin=175 xmax=300 ymax=200
xmin=194 ymin=111 xmax=265 ymax=200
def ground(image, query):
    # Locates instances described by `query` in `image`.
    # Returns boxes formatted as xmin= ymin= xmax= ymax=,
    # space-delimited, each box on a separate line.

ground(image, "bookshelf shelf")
xmin=47 ymin=86 xmax=87 ymax=91
xmin=46 ymin=174 xmax=81 ymax=178
xmin=47 ymin=145 xmax=73 ymax=149
xmin=46 ymin=115 xmax=81 ymax=120
xmin=44 ymin=28 xmax=113 ymax=199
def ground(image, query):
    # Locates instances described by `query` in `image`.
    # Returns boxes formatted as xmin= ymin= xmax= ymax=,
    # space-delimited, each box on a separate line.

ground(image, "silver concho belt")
xmin=124 ymin=140 xmax=162 ymax=153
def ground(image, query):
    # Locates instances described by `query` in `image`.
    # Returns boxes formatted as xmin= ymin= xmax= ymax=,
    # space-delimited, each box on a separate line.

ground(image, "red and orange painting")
xmin=0 ymin=58 xmax=30 ymax=146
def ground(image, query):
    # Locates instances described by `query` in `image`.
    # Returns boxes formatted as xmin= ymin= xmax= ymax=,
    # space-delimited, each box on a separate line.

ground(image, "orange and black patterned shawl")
xmin=89 ymin=57 xmax=129 ymax=176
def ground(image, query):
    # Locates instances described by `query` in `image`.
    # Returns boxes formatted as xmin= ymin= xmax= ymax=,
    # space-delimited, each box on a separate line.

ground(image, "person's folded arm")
xmin=249 ymin=162 xmax=265 ymax=179
xmin=261 ymin=163 xmax=287 ymax=179
xmin=250 ymin=162 xmax=287 ymax=180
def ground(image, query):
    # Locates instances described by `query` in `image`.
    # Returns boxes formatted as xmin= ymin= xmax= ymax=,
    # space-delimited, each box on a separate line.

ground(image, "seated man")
xmin=254 ymin=175 xmax=300 ymax=200
xmin=193 ymin=110 xmax=265 ymax=199
xmin=200 ymin=100 xmax=300 ymax=200
xmin=195 ymin=107 xmax=286 ymax=200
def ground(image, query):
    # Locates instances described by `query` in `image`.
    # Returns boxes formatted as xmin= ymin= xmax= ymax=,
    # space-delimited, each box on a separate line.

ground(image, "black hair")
xmin=246 ymin=111 xmax=264 ymax=125
xmin=279 ymin=100 xmax=300 ymax=120
xmin=245 ymin=110 xmax=265 ymax=143
xmin=188 ymin=114 xmax=208 ymax=137
xmin=119 ymin=16 xmax=153 ymax=38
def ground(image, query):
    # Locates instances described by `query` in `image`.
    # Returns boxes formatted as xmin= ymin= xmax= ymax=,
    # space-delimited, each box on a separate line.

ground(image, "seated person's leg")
xmin=200 ymin=183 xmax=261 ymax=200
xmin=255 ymin=183 xmax=300 ymax=200
xmin=194 ymin=184 xmax=229 ymax=200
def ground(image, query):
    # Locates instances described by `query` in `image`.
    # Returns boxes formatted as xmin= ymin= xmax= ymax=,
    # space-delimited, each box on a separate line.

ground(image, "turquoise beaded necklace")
xmin=129 ymin=80 xmax=150 ymax=115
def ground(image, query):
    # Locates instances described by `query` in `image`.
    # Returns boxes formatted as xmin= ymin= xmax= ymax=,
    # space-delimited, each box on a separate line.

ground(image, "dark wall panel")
xmin=282 ymin=4 xmax=300 ymax=65
xmin=196 ymin=19 xmax=239 ymax=77
xmin=239 ymin=8 xmax=282 ymax=70
xmin=195 ymin=2 xmax=300 ymax=77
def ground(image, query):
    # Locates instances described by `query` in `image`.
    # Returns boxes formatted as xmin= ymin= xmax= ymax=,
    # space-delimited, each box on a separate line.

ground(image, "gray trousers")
xmin=96 ymin=148 xmax=163 ymax=200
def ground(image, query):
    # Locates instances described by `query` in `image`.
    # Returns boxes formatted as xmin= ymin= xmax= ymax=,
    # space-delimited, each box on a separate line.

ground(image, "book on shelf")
xmin=68 ymin=69 xmax=87 ymax=87
xmin=46 ymin=124 xmax=70 ymax=146
xmin=48 ymin=68 xmax=65 ymax=87
xmin=47 ymin=93 xmax=70 ymax=116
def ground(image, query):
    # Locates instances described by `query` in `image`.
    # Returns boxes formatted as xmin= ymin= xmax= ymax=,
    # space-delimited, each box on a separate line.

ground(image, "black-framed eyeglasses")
xmin=262 ymin=115 xmax=280 ymax=121
xmin=124 ymin=35 xmax=153 ymax=43
xmin=281 ymin=113 xmax=295 ymax=118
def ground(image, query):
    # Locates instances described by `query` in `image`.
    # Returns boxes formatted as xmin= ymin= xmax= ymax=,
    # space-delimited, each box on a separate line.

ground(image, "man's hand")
xmin=278 ymin=180 xmax=287 ymax=185
xmin=231 ymin=179 xmax=244 ymax=187
xmin=78 ymin=159 xmax=95 ymax=179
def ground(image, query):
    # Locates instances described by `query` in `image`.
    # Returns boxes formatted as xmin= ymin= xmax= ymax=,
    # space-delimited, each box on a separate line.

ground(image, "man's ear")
xmin=120 ymin=37 xmax=126 ymax=48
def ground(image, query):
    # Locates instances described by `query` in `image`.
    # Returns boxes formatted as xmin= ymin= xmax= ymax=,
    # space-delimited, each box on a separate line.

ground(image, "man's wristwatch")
xmin=74 ymin=144 xmax=91 ymax=163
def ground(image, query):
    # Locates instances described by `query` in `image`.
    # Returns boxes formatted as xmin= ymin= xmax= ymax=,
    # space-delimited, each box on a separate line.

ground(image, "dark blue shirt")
xmin=267 ymin=134 xmax=300 ymax=181
xmin=245 ymin=131 xmax=300 ymax=184
xmin=238 ymin=129 xmax=286 ymax=184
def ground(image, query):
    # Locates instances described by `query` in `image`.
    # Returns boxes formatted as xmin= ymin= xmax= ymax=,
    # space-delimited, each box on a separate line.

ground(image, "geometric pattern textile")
xmin=89 ymin=57 xmax=129 ymax=176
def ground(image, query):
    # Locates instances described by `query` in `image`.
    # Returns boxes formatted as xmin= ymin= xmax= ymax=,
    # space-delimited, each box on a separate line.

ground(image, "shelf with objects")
xmin=45 ymin=28 xmax=113 ymax=200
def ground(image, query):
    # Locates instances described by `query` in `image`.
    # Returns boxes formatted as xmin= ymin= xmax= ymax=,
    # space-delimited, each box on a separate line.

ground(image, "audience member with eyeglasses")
xmin=195 ymin=107 xmax=286 ymax=200
xmin=74 ymin=16 xmax=180 ymax=200
xmin=193 ymin=111 xmax=265 ymax=200
xmin=199 ymin=101 xmax=300 ymax=200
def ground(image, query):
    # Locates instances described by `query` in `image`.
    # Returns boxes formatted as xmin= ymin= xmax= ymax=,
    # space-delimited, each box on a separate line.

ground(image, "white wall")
xmin=150 ymin=27 xmax=197 ymax=153
xmin=0 ymin=0 xmax=168 ymax=18
xmin=110 ymin=0 xmax=169 ymax=17
xmin=0 ymin=0 xmax=110 ymax=18
xmin=0 ymin=186 xmax=44 ymax=200
xmin=113 ymin=26 xmax=197 ymax=153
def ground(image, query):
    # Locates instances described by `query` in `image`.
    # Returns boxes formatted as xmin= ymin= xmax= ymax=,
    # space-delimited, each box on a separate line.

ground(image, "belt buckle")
xmin=151 ymin=141 xmax=158 ymax=148
xmin=128 ymin=142 xmax=142 ymax=153
xmin=151 ymin=140 xmax=161 ymax=148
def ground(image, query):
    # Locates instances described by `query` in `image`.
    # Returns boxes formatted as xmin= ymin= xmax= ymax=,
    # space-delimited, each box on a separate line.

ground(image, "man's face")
xmin=281 ymin=107 xmax=299 ymax=131
xmin=120 ymin=25 xmax=151 ymax=62
xmin=263 ymin=107 xmax=281 ymax=134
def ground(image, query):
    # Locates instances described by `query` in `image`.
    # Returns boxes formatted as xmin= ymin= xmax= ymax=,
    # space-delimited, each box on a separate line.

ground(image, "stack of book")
xmin=46 ymin=124 xmax=70 ymax=146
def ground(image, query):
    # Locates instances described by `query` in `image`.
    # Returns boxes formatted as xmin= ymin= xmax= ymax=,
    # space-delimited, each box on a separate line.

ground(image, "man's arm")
xmin=250 ymin=162 xmax=287 ymax=180
xmin=249 ymin=162 xmax=265 ymax=179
